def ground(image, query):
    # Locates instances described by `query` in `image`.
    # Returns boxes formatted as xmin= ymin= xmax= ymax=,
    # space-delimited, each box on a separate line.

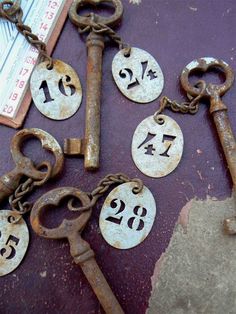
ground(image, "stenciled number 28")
xmin=105 ymin=198 xmax=147 ymax=231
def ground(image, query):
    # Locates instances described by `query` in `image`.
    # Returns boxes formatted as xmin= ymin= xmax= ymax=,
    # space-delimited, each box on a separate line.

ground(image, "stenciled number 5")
xmin=105 ymin=199 xmax=147 ymax=231
xmin=0 ymin=231 xmax=20 ymax=260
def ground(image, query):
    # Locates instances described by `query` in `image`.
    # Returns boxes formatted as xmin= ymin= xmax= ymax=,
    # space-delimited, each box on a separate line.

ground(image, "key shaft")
xmin=85 ymin=32 xmax=104 ymax=170
xmin=65 ymin=0 xmax=123 ymax=170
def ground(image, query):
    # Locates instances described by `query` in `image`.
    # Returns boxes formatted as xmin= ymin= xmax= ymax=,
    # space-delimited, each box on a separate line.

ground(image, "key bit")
xmin=0 ymin=128 xmax=64 ymax=203
xmin=65 ymin=0 xmax=123 ymax=171
xmin=31 ymin=187 xmax=124 ymax=314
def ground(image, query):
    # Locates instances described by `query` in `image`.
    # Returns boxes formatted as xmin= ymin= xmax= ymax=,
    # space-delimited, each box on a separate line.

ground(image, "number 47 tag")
xmin=99 ymin=182 xmax=156 ymax=249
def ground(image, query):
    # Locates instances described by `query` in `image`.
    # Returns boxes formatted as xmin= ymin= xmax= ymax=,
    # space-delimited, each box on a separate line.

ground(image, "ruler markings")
xmin=0 ymin=0 xmax=66 ymax=118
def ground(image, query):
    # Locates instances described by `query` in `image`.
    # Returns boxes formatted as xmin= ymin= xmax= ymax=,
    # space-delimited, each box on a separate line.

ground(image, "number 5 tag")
xmin=0 ymin=210 xmax=29 ymax=276
xmin=99 ymin=182 xmax=156 ymax=249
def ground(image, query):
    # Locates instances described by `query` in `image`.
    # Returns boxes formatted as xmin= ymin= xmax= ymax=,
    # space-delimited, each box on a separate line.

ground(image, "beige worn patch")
xmin=147 ymin=194 xmax=236 ymax=314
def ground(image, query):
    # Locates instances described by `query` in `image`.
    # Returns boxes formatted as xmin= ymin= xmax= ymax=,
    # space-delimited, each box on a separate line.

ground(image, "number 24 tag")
xmin=99 ymin=182 xmax=156 ymax=249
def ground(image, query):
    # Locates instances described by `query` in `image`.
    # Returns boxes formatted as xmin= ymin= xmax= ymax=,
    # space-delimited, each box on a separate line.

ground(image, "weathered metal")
xmin=112 ymin=47 xmax=164 ymax=103
xmin=64 ymin=0 xmax=123 ymax=170
xmin=181 ymin=58 xmax=235 ymax=183
xmin=0 ymin=128 xmax=64 ymax=203
xmin=0 ymin=210 xmax=29 ymax=276
xmin=99 ymin=182 xmax=156 ymax=249
xmin=30 ymin=59 xmax=83 ymax=120
xmin=30 ymin=187 xmax=124 ymax=314
xmin=132 ymin=114 xmax=184 ymax=178
xmin=180 ymin=57 xmax=236 ymax=233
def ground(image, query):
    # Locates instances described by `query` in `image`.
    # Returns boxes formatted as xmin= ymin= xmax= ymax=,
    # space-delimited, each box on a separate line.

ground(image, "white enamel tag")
xmin=30 ymin=59 xmax=82 ymax=120
xmin=99 ymin=182 xmax=156 ymax=249
xmin=132 ymin=115 xmax=184 ymax=178
xmin=112 ymin=47 xmax=164 ymax=103
xmin=0 ymin=211 xmax=29 ymax=276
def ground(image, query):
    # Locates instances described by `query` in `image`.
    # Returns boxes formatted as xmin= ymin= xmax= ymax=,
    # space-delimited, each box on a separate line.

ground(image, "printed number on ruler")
xmin=0 ymin=0 xmax=64 ymax=118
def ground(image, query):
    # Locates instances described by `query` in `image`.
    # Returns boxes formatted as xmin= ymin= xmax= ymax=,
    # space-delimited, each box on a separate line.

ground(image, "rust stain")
xmin=30 ymin=186 xmax=124 ymax=314
xmin=66 ymin=0 xmax=123 ymax=171
xmin=0 ymin=128 xmax=64 ymax=204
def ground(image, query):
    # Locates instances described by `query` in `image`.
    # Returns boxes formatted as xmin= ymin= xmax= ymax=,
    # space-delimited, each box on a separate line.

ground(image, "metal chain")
xmin=68 ymin=173 xmax=143 ymax=212
xmin=9 ymin=162 xmax=53 ymax=222
xmin=79 ymin=13 xmax=131 ymax=56
xmin=0 ymin=1 xmax=53 ymax=68
xmin=154 ymin=80 xmax=207 ymax=123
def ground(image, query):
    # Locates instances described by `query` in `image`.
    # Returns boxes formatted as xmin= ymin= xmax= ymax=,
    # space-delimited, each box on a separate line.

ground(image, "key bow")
xmin=181 ymin=57 xmax=234 ymax=113
xmin=30 ymin=187 xmax=91 ymax=240
xmin=69 ymin=0 xmax=123 ymax=28
xmin=0 ymin=128 xmax=64 ymax=203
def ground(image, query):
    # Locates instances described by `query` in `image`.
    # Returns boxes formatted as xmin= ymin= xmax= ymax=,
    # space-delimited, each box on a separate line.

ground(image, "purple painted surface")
xmin=1 ymin=0 xmax=236 ymax=313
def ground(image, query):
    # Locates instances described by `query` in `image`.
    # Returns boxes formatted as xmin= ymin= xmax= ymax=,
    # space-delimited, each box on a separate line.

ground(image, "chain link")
xmin=154 ymin=80 xmax=207 ymax=123
xmin=0 ymin=0 xmax=53 ymax=68
xmin=9 ymin=162 xmax=53 ymax=222
xmin=68 ymin=173 xmax=143 ymax=212
xmin=78 ymin=13 xmax=131 ymax=55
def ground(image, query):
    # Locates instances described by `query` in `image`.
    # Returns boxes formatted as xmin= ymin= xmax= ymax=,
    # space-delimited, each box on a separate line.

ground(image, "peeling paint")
xmin=148 ymin=194 xmax=236 ymax=314
xmin=189 ymin=6 xmax=197 ymax=12
xmin=40 ymin=271 xmax=47 ymax=278
xmin=129 ymin=0 xmax=142 ymax=5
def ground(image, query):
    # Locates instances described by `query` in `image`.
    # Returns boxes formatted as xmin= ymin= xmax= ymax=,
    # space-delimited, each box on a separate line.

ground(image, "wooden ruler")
xmin=0 ymin=0 xmax=73 ymax=128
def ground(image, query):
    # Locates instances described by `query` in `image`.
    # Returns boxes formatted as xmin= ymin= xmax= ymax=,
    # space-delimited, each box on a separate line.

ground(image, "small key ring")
xmin=180 ymin=57 xmax=234 ymax=98
xmin=11 ymin=128 xmax=64 ymax=181
xmin=30 ymin=187 xmax=91 ymax=239
xmin=69 ymin=0 xmax=123 ymax=28
xmin=0 ymin=0 xmax=21 ymax=18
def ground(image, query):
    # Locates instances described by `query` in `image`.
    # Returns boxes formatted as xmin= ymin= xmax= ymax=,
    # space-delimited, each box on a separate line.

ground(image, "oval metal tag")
xmin=132 ymin=115 xmax=184 ymax=177
xmin=99 ymin=182 xmax=156 ymax=249
xmin=30 ymin=59 xmax=82 ymax=120
xmin=0 ymin=211 xmax=29 ymax=276
xmin=112 ymin=47 xmax=164 ymax=103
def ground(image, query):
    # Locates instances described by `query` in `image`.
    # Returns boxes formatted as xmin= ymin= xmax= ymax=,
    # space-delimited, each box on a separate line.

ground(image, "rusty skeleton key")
xmin=180 ymin=57 xmax=236 ymax=232
xmin=64 ymin=0 xmax=123 ymax=170
xmin=31 ymin=187 xmax=124 ymax=314
xmin=0 ymin=128 xmax=64 ymax=203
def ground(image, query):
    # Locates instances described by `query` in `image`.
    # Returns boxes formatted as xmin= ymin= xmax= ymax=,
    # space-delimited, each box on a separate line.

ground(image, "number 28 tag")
xmin=99 ymin=182 xmax=156 ymax=249
xmin=0 ymin=210 xmax=29 ymax=276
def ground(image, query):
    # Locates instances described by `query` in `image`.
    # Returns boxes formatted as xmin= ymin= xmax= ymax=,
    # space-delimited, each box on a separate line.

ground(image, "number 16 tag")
xmin=0 ymin=210 xmax=29 ymax=276
xmin=99 ymin=182 xmax=156 ymax=249
xmin=30 ymin=60 xmax=82 ymax=120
